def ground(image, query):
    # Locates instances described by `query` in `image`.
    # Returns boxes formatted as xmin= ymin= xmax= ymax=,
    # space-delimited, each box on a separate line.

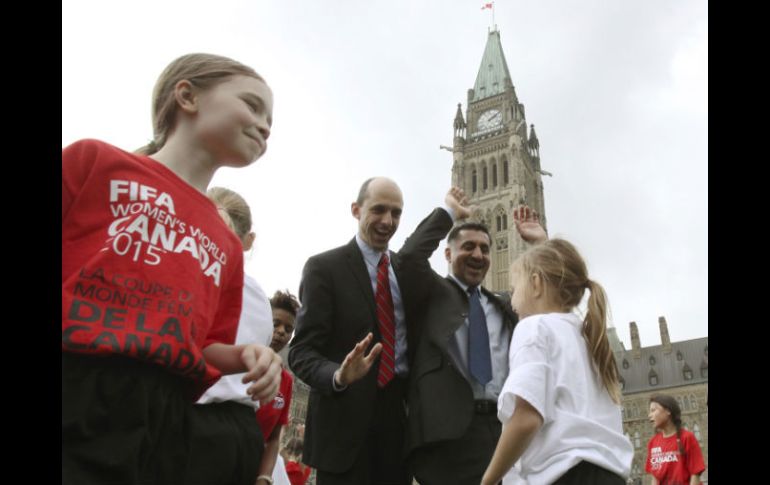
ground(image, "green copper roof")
xmin=472 ymin=30 xmax=512 ymax=101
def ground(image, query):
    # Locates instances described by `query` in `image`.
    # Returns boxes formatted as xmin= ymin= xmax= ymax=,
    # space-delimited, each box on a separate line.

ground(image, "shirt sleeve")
xmin=683 ymin=431 xmax=706 ymax=476
xmin=62 ymin=139 xmax=98 ymax=220
xmin=497 ymin=317 xmax=552 ymax=424
xmin=278 ymin=371 xmax=293 ymax=426
xmin=204 ymin=248 xmax=244 ymax=348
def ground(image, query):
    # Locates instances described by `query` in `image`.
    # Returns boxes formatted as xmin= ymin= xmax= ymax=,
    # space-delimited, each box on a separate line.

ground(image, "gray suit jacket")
xmin=398 ymin=209 xmax=518 ymax=454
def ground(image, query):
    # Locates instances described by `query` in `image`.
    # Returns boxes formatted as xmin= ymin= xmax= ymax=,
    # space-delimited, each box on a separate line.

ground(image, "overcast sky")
xmin=62 ymin=0 xmax=707 ymax=349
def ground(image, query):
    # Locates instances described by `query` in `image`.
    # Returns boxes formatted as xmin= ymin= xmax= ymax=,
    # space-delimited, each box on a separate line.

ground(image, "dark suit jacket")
xmin=397 ymin=209 xmax=518 ymax=455
xmin=288 ymin=208 xmax=451 ymax=473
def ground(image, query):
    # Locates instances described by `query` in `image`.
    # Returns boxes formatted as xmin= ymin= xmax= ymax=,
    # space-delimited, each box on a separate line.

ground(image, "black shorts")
xmin=62 ymin=352 xmax=193 ymax=485
xmin=184 ymin=401 xmax=265 ymax=485
xmin=552 ymin=460 xmax=626 ymax=485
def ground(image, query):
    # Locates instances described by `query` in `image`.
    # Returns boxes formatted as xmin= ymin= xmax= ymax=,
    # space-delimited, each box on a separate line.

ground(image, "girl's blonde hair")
xmin=207 ymin=186 xmax=252 ymax=242
xmin=136 ymin=53 xmax=263 ymax=156
xmin=513 ymin=238 xmax=621 ymax=403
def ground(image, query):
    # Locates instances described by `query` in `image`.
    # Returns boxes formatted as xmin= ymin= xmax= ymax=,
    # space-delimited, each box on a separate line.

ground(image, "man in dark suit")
xmin=288 ymin=178 xmax=465 ymax=485
xmin=400 ymin=201 xmax=546 ymax=485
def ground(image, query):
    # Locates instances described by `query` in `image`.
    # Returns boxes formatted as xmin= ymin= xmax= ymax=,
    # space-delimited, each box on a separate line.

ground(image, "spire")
xmin=454 ymin=103 xmax=466 ymax=132
xmin=659 ymin=316 xmax=672 ymax=353
xmin=606 ymin=325 xmax=625 ymax=355
xmin=630 ymin=321 xmax=641 ymax=358
xmin=528 ymin=124 xmax=540 ymax=158
xmin=471 ymin=29 xmax=513 ymax=102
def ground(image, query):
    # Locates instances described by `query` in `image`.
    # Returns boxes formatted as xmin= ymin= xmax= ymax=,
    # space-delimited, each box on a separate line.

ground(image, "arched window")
xmin=619 ymin=377 xmax=625 ymax=391
xmin=649 ymin=369 xmax=658 ymax=386
xmin=483 ymin=166 xmax=488 ymax=190
xmin=634 ymin=431 xmax=640 ymax=448
xmin=492 ymin=163 xmax=498 ymax=187
xmin=683 ymin=364 xmax=693 ymax=380
xmin=649 ymin=355 xmax=656 ymax=366
xmin=676 ymin=350 xmax=684 ymax=361
xmin=472 ymin=169 xmax=477 ymax=193
xmin=693 ymin=423 xmax=701 ymax=440
xmin=700 ymin=360 xmax=708 ymax=378
xmin=503 ymin=159 xmax=509 ymax=185
xmin=622 ymin=359 xmax=629 ymax=369
xmin=689 ymin=393 xmax=698 ymax=410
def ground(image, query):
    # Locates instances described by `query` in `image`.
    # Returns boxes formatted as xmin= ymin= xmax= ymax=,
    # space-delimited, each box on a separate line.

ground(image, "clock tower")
xmin=449 ymin=28 xmax=548 ymax=292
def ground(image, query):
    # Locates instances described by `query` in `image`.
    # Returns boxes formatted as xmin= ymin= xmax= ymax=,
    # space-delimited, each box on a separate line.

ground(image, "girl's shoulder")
xmin=511 ymin=313 xmax=555 ymax=346
xmin=63 ymin=139 xmax=142 ymax=166
xmin=516 ymin=312 xmax=579 ymax=334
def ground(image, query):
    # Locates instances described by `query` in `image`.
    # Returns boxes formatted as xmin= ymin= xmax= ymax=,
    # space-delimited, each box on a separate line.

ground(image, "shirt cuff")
xmin=442 ymin=205 xmax=456 ymax=223
xmin=331 ymin=370 xmax=348 ymax=392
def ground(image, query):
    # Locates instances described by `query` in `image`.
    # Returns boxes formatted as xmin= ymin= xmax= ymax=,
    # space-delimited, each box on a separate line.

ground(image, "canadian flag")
xmin=481 ymin=2 xmax=493 ymax=10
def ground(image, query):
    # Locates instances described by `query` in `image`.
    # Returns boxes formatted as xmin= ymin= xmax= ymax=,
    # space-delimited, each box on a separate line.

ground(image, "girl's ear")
xmin=531 ymin=272 xmax=544 ymax=298
xmin=174 ymin=79 xmax=198 ymax=114
xmin=242 ymin=231 xmax=256 ymax=251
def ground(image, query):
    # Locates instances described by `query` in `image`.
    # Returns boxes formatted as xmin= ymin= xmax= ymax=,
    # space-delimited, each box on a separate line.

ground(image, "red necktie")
xmin=375 ymin=253 xmax=396 ymax=388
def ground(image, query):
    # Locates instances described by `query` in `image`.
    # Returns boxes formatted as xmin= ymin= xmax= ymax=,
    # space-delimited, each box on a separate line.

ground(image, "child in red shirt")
xmin=282 ymin=437 xmax=312 ymax=485
xmin=646 ymin=394 xmax=706 ymax=485
xmin=256 ymin=290 xmax=301 ymax=485
xmin=62 ymin=53 xmax=282 ymax=485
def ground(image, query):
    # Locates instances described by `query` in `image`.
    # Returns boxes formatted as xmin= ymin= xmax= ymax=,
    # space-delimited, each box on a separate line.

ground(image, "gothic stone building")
xmin=449 ymin=28 xmax=548 ymax=291
xmin=608 ymin=317 xmax=709 ymax=484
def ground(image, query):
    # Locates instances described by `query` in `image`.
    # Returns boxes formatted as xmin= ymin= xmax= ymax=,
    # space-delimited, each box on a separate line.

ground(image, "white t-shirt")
xmin=271 ymin=454 xmax=292 ymax=485
xmin=197 ymin=273 xmax=274 ymax=408
xmin=498 ymin=312 xmax=633 ymax=485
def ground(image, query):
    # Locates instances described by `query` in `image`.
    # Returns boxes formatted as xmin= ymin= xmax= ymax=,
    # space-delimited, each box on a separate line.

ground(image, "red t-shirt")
xmin=256 ymin=369 xmax=293 ymax=439
xmin=645 ymin=429 xmax=706 ymax=485
xmin=62 ymin=139 xmax=244 ymax=395
xmin=285 ymin=460 xmax=311 ymax=485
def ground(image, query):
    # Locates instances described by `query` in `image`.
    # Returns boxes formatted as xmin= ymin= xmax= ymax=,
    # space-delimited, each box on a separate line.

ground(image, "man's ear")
xmin=444 ymin=245 xmax=452 ymax=263
xmin=174 ymin=79 xmax=199 ymax=114
xmin=351 ymin=202 xmax=361 ymax=220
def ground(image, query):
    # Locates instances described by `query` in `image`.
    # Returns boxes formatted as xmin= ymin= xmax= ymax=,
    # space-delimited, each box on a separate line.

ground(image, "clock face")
xmin=477 ymin=109 xmax=503 ymax=132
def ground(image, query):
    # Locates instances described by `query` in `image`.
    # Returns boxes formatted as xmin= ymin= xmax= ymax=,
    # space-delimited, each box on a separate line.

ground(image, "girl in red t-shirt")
xmin=281 ymin=437 xmax=312 ymax=485
xmin=62 ymin=53 xmax=283 ymax=485
xmin=646 ymin=394 xmax=706 ymax=485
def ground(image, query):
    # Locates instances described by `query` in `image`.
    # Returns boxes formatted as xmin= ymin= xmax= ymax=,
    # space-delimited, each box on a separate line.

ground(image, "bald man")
xmin=289 ymin=178 xmax=460 ymax=485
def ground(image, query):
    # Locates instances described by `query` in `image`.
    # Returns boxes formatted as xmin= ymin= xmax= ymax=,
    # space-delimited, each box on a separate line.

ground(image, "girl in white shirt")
xmin=482 ymin=238 xmax=633 ymax=485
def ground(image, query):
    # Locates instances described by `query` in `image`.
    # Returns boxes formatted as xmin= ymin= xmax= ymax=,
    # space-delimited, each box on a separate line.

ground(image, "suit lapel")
xmin=345 ymin=238 xmax=378 ymax=321
xmin=440 ymin=276 xmax=470 ymax=344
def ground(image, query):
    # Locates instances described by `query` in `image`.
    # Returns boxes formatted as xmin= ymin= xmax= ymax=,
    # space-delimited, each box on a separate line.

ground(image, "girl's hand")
xmin=240 ymin=343 xmax=282 ymax=404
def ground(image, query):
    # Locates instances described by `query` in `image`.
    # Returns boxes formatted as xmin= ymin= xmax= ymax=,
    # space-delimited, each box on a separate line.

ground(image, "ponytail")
xmin=134 ymin=138 xmax=161 ymax=156
xmin=583 ymin=279 xmax=621 ymax=404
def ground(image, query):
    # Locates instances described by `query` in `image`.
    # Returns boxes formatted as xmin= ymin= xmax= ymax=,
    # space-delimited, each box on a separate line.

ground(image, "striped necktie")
xmin=375 ymin=253 xmax=396 ymax=388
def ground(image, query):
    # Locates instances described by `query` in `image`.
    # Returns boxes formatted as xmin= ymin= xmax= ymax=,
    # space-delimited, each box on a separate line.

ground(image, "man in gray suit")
xmin=399 ymin=195 xmax=546 ymax=485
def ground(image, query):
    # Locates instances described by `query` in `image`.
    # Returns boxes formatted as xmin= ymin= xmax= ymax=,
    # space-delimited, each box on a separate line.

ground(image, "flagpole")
xmin=492 ymin=3 xmax=496 ymax=30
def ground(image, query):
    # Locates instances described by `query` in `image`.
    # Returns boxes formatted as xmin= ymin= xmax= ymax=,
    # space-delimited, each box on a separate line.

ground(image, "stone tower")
xmin=449 ymin=28 xmax=548 ymax=291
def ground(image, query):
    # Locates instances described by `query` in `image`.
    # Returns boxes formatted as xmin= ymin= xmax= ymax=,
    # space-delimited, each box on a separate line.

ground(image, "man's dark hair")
xmin=447 ymin=222 xmax=491 ymax=244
